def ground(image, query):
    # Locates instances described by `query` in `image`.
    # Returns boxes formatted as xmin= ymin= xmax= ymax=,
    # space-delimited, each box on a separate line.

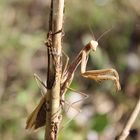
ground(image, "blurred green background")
xmin=0 ymin=0 xmax=140 ymax=140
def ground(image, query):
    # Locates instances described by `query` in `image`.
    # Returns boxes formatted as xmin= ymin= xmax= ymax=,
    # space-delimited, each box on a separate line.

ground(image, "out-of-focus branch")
xmin=118 ymin=96 xmax=140 ymax=140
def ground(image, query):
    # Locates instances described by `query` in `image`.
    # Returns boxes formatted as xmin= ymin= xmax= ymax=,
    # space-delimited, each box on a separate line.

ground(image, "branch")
xmin=118 ymin=96 xmax=140 ymax=140
xmin=45 ymin=0 xmax=64 ymax=140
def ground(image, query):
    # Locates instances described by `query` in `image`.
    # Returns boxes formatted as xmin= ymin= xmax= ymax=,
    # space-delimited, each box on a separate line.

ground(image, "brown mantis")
xmin=26 ymin=32 xmax=121 ymax=130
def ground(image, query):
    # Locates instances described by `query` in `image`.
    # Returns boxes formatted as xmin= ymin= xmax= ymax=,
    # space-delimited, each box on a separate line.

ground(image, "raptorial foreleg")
xmin=81 ymin=50 xmax=121 ymax=91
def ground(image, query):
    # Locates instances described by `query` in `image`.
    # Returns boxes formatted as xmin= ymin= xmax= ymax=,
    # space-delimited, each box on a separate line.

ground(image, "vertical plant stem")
xmin=118 ymin=96 xmax=140 ymax=140
xmin=45 ymin=0 xmax=64 ymax=140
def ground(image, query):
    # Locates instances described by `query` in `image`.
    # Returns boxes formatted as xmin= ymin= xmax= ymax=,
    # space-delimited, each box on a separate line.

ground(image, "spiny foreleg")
xmin=81 ymin=49 xmax=121 ymax=91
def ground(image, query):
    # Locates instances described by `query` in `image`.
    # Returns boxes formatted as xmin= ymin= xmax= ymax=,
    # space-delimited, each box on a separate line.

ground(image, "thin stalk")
xmin=45 ymin=0 xmax=64 ymax=140
xmin=118 ymin=96 xmax=140 ymax=140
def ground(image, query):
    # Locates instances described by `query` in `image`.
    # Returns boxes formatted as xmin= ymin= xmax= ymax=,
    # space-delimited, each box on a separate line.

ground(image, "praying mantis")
xmin=26 ymin=31 xmax=121 ymax=130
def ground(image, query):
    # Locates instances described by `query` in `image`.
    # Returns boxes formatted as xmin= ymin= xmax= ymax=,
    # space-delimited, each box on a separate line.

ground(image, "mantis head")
xmin=89 ymin=40 xmax=98 ymax=52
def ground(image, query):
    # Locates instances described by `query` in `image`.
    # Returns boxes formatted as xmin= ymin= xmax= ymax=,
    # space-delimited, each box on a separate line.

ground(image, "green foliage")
xmin=91 ymin=114 xmax=109 ymax=133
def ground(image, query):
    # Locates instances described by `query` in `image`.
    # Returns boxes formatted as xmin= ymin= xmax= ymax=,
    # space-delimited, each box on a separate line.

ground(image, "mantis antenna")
xmin=88 ymin=25 xmax=113 ymax=42
xmin=97 ymin=26 xmax=113 ymax=42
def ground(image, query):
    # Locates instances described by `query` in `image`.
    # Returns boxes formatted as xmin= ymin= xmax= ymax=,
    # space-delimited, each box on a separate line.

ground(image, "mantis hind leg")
xmin=34 ymin=73 xmax=47 ymax=96
xmin=59 ymin=88 xmax=88 ymax=133
xmin=60 ymin=86 xmax=88 ymax=113
xmin=66 ymin=87 xmax=88 ymax=111
xmin=62 ymin=50 xmax=69 ymax=75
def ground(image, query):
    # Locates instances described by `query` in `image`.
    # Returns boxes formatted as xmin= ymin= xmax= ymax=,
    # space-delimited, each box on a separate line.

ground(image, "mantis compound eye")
xmin=90 ymin=40 xmax=98 ymax=52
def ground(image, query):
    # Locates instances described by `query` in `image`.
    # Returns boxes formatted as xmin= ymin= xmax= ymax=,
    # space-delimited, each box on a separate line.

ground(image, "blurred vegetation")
xmin=0 ymin=0 xmax=140 ymax=140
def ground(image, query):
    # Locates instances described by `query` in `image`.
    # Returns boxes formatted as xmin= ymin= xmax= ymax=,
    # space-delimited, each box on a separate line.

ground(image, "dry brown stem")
xmin=118 ymin=97 xmax=140 ymax=140
xmin=45 ymin=0 xmax=64 ymax=140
